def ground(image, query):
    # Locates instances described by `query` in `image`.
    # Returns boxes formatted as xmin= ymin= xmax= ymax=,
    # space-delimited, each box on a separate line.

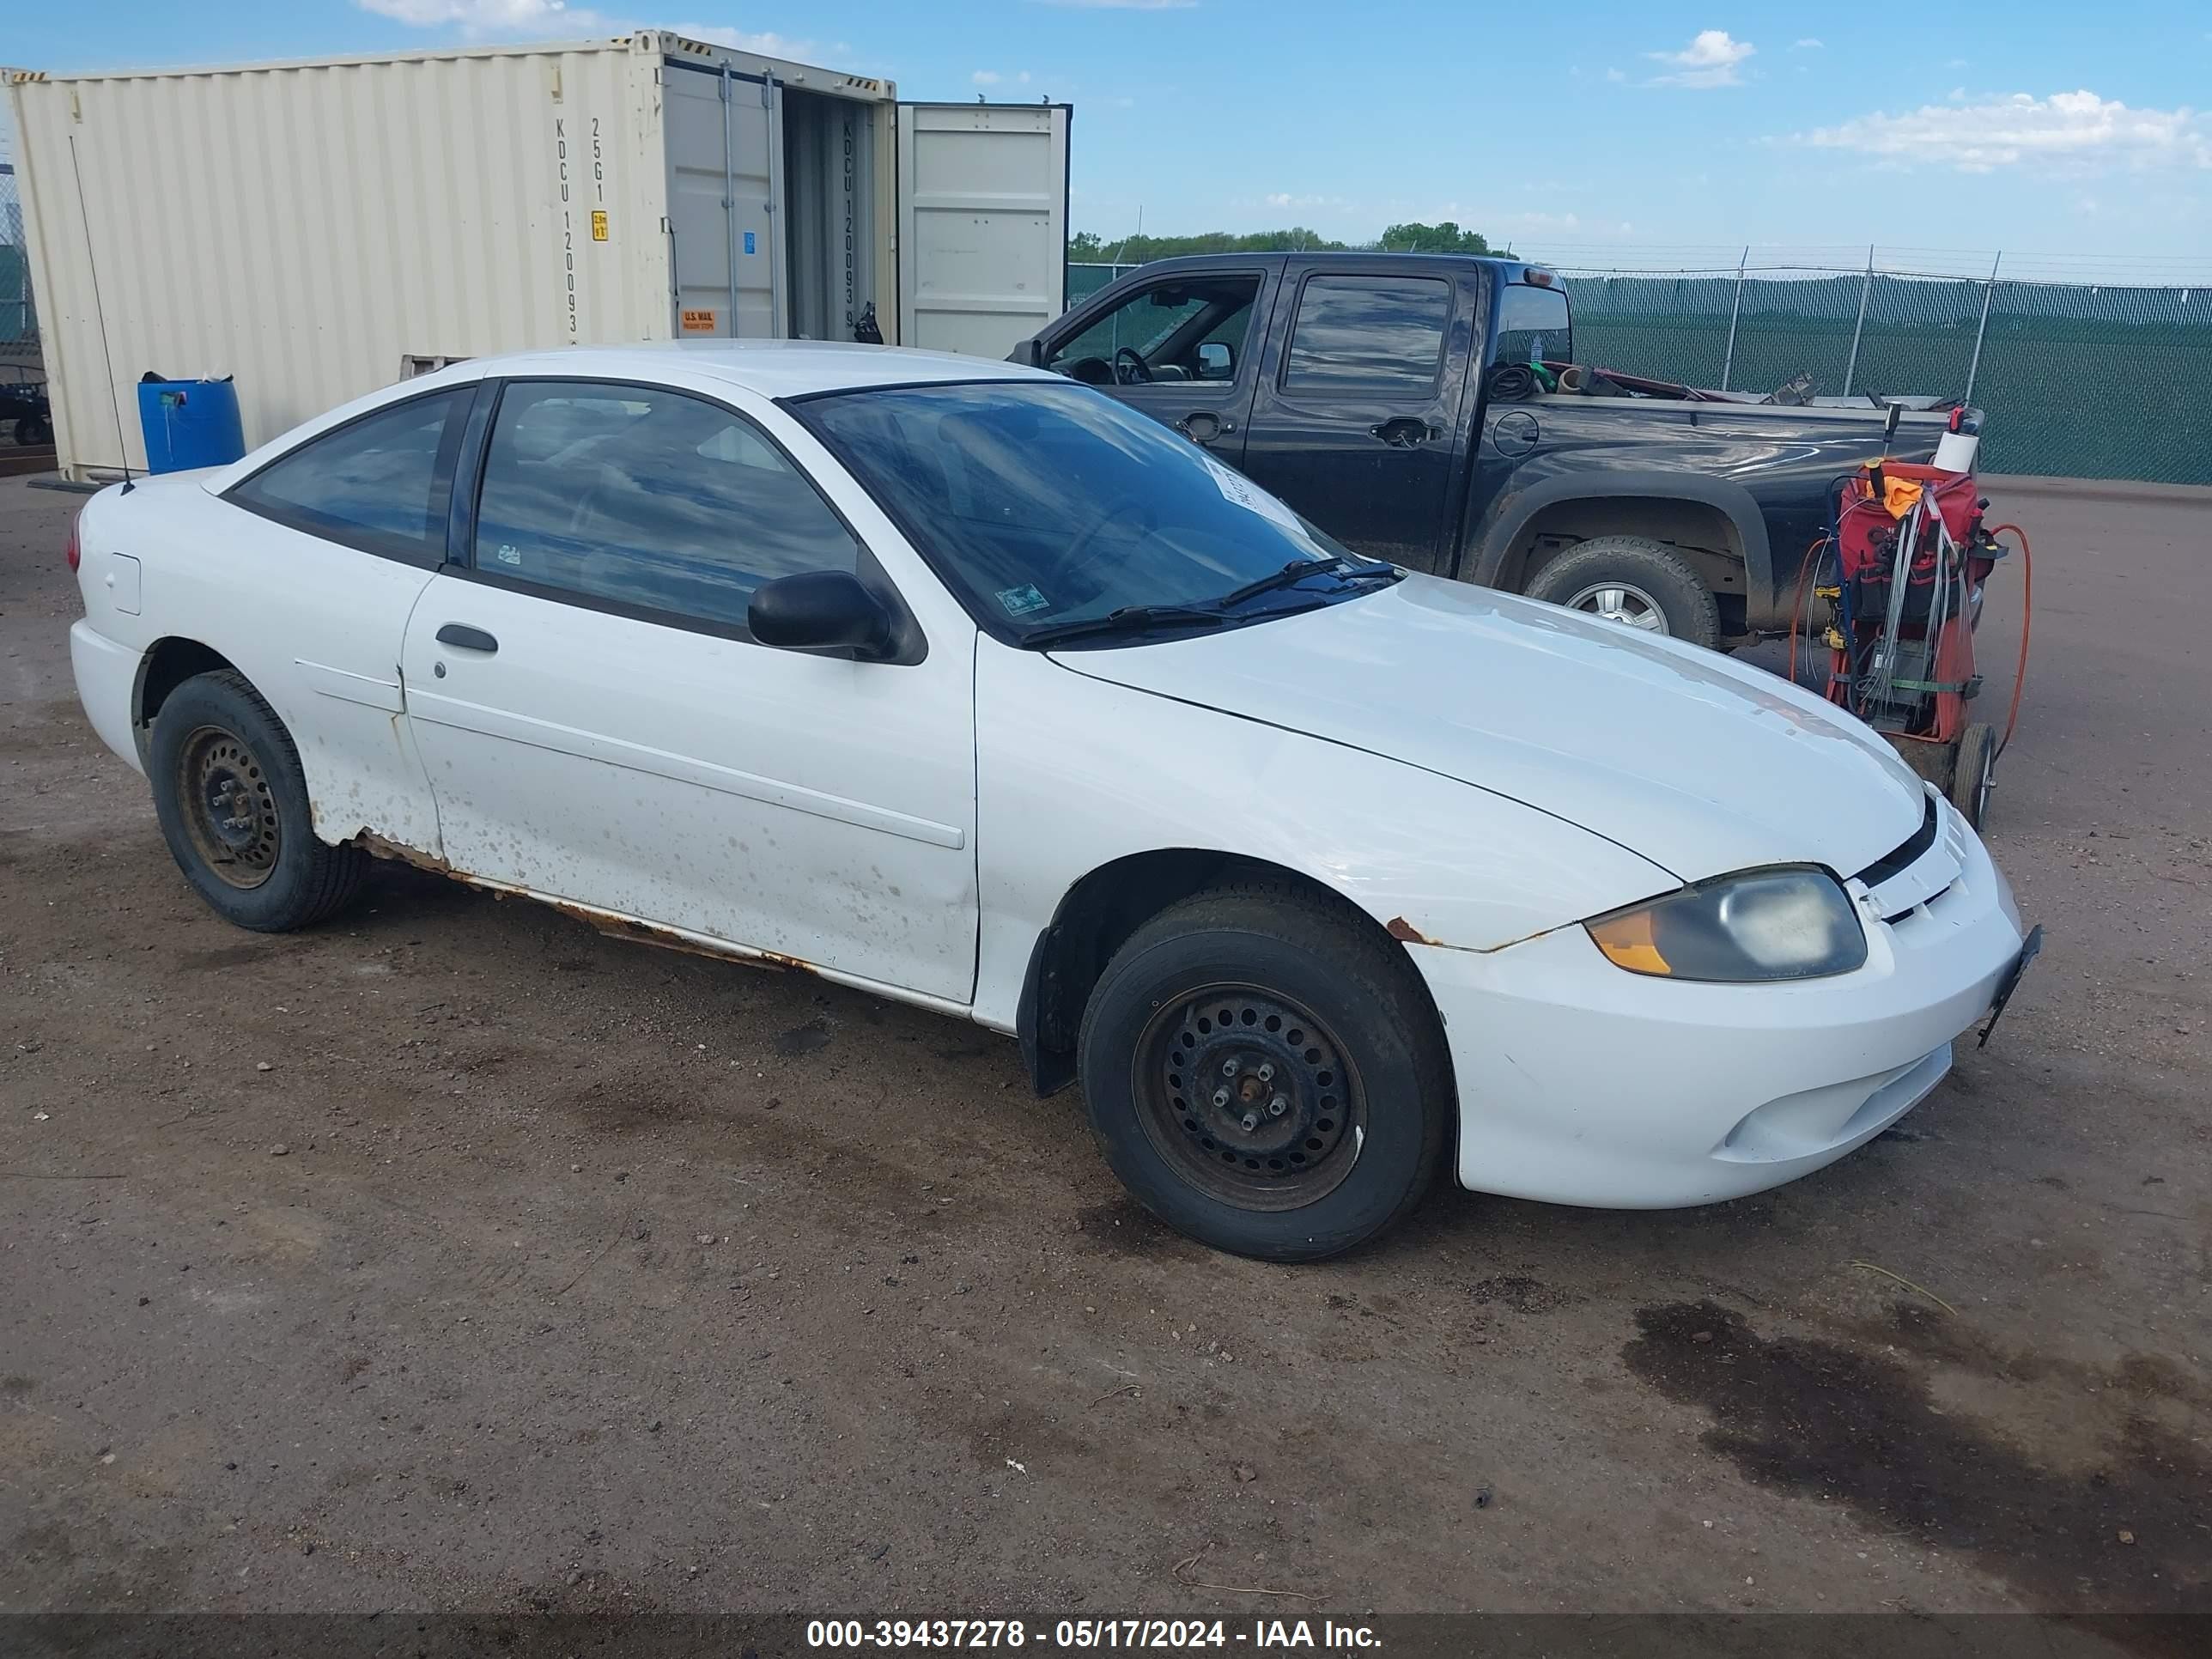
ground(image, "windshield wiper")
xmin=1212 ymin=555 xmax=1401 ymax=609
xmin=1022 ymin=605 xmax=1231 ymax=649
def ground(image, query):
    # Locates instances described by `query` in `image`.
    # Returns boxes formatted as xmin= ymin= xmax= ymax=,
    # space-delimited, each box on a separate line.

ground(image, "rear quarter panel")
xmin=72 ymin=476 xmax=446 ymax=854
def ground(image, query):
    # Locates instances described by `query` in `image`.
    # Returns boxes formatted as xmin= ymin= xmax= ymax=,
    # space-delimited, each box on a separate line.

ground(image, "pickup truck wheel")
xmin=14 ymin=414 xmax=51 ymax=447
xmin=1527 ymin=536 xmax=1723 ymax=650
xmin=1077 ymin=885 xmax=1451 ymax=1262
xmin=148 ymin=670 xmax=367 ymax=932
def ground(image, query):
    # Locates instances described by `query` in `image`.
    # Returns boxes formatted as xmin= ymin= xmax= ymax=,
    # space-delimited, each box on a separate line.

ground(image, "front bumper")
xmin=1413 ymin=804 xmax=2027 ymax=1208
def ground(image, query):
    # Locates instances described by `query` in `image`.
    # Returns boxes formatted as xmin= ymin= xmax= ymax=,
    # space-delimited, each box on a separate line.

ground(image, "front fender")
xmin=970 ymin=647 xmax=1674 ymax=1036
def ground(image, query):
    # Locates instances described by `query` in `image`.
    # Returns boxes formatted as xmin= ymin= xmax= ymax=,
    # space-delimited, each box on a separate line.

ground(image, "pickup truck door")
xmin=1237 ymin=264 xmax=1483 ymax=573
xmin=1036 ymin=265 xmax=1279 ymax=462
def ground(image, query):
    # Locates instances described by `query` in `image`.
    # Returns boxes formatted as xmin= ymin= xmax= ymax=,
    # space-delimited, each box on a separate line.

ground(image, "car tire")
xmin=1949 ymin=721 xmax=1996 ymax=831
xmin=14 ymin=413 xmax=51 ymax=447
xmin=148 ymin=669 xmax=367 ymax=932
xmin=1525 ymin=535 xmax=1723 ymax=650
xmin=1076 ymin=884 xmax=1452 ymax=1262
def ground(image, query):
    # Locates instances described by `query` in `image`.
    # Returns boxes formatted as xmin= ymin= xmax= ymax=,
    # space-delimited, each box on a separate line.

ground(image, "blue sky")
xmin=5 ymin=2 xmax=2209 ymax=278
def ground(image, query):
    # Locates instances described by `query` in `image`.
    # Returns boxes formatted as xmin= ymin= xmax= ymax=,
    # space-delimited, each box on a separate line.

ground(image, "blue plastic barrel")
xmin=137 ymin=377 xmax=246 ymax=474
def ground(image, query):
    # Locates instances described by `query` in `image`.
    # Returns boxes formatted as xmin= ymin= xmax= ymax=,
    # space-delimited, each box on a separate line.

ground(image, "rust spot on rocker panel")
xmin=546 ymin=899 xmax=818 ymax=973
xmin=356 ymin=830 xmax=457 ymax=876
xmin=352 ymin=832 xmax=817 ymax=975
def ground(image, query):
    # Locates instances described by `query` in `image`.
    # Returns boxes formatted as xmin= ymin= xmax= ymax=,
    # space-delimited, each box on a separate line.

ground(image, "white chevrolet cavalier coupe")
xmin=66 ymin=344 xmax=2036 ymax=1261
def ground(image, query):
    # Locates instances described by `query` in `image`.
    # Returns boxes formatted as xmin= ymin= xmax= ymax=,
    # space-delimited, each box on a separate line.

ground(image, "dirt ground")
xmin=3 ymin=471 xmax=2206 ymax=1630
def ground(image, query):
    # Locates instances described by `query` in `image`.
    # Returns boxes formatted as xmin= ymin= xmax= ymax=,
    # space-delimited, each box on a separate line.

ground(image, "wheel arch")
xmin=1012 ymin=847 xmax=1454 ymax=1102
xmin=131 ymin=638 xmax=245 ymax=767
xmin=1462 ymin=470 xmax=1775 ymax=611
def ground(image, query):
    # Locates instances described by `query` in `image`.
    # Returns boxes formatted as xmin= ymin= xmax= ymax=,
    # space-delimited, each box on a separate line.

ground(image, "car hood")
xmin=1048 ymin=574 xmax=1927 ymax=883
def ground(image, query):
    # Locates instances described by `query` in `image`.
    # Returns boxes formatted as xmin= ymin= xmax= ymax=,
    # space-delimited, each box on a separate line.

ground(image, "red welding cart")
xmin=1807 ymin=452 xmax=2031 ymax=830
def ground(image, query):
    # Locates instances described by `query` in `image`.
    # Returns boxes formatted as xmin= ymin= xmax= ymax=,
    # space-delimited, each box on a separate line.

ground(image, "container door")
xmin=664 ymin=62 xmax=787 ymax=339
xmin=895 ymin=103 xmax=1068 ymax=358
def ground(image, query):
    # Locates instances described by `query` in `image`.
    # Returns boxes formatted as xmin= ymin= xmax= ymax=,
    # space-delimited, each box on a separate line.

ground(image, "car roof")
xmin=446 ymin=340 xmax=1050 ymax=400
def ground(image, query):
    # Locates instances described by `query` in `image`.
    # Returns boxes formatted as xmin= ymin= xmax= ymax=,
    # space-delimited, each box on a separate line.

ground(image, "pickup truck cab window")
xmin=470 ymin=379 xmax=862 ymax=635
xmin=1282 ymin=275 xmax=1451 ymax=395
xmin=228 ymin=389 xmax=471 ymax=565
xmin=1493 ymin=282 xmax=1571 ymax=368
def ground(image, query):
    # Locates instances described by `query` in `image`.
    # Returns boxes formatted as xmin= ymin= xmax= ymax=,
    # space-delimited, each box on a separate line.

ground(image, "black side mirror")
xmin=749 ymin=570 xmax=895 ymax=659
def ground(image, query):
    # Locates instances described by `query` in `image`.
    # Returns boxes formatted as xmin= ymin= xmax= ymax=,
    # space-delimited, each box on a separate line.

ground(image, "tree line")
xmin=1068 ymin=222 xmax=1504 ymax=262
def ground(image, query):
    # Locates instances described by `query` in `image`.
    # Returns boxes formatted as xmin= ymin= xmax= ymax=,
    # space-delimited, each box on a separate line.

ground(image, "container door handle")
xmin=435 ymin=623 xmax=498 ymax=653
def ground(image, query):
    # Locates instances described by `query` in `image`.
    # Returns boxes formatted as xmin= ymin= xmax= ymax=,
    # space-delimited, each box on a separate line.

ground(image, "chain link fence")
xmin=1066 ymin=258 xmax=2209 ymax=486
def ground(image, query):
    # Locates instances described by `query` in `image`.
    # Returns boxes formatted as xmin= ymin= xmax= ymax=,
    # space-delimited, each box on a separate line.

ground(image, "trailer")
xmin=5 ymin=33 xmax=1072 ymax=481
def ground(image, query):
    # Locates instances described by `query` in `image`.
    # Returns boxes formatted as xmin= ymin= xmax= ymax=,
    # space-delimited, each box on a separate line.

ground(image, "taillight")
xmin=66 ymin=513 xmax=82 ymax=574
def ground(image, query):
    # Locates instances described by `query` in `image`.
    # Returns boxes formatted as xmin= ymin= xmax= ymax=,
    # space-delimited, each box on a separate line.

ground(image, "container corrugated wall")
xmin=9 ymin=40 xmax=670 ymax=477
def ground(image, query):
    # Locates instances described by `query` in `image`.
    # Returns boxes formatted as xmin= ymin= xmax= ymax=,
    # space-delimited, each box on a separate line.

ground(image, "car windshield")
xmin=797 ymin=380 xmax=1380 ymax=643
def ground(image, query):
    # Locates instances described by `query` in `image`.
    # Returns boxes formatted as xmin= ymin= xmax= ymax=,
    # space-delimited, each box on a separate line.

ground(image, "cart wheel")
xmin=1950 ymin=722 xmax=1996 ymax=830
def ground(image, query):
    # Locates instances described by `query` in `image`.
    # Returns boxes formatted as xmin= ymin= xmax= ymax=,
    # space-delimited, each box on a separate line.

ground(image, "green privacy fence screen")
xmin=1 ymin=164 xmax=35 ymax=352
xmin=1065 ymin=261 xmax=2209 ymax=485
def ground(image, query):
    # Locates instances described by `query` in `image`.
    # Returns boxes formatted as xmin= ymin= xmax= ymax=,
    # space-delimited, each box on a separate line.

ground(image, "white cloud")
xmin=1604 ymin=67 xmax=1626 ymax=83
xmin=1792 ymin=38 xmax=1824 ymax=50
xmin=357 ymin=0 xmax=604 ymax=28
xmin=1800 ymin=90 xmax=2212 ymax=173
xmin=971 ymin=70 xmax=1001 ymax=85
xmin=1646 ymin=29 xmax=1755 ymax=88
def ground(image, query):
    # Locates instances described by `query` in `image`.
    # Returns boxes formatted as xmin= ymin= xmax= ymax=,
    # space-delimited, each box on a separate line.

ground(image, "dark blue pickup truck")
xmin=1017 ymin=253 xmax=1972 ymax=649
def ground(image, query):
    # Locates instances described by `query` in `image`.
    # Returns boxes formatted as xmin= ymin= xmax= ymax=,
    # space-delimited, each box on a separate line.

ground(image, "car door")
xmin=398 ymin=375 xmax=979 ymax=1002
xmin=1039 ymin=266 xmax=1277 ymax=462
xmin=1237 ymin=264 xmax=1480 ymax=573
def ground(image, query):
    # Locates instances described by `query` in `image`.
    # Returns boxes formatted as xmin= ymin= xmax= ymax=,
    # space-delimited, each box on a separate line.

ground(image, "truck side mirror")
xmin=1196 ymin=342 xmax=1232 ymax=380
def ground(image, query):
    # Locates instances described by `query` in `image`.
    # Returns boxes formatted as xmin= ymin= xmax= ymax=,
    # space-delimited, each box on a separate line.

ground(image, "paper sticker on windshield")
xmin=997 ymin=583 xmax=1050 ymax=617
xmin=1202 ymin=454 xmax=1308 ymax=535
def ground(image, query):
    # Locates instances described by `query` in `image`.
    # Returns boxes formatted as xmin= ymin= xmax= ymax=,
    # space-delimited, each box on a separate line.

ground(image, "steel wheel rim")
xmin=1133 ymin=981 xmax=1367 ymax=1212
xmin=1973 ymin=750 xmax=1996 ymax=823
xmin=176 ymin=724 xmax=282 ymax=890
xmin=1565 ymin=580 xmax=1668 ymax=633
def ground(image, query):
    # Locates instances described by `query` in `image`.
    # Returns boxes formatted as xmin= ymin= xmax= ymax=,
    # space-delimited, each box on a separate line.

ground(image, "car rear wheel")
xmin=1077 ymin=884 xmax=1451 ymax=1261
xmin=1526 ymin=535 xmax=1723 ymax=650
xmin=148 ymin=670 xmax=366 ymax=931
xmin=14 ymin=413 xmax=51 ymax=447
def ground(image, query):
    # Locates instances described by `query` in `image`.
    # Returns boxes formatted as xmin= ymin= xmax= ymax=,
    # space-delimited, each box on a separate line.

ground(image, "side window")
xmin=1492 ymin=282 xmax=1572 ymax=369
xmin=1049 ymin=276 xmax=1263 ymax=386
xmin=229 ymin=390 xmax=468 ymax=561
xmin=471 ymin=380 xmax=860 ymax=634
xmin=1281 ymin=275 xmax=1451 ymax=397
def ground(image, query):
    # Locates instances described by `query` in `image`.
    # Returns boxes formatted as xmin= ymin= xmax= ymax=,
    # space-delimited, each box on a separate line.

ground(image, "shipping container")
xmin=5 ymin=32 xmax=1072 ymax=480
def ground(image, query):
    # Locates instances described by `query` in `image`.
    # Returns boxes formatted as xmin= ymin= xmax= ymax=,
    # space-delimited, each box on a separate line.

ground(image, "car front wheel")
xmin=1077 ymin=884 xmax=1452 ymax=1261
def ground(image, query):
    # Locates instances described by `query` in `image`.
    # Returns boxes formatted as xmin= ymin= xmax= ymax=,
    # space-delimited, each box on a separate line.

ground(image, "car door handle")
xmin=1176 ymin=411 xmax=1234 ymax=442
xmin=435 ymin=623 xmax=499 ymax=653
xmin=1371 ymin=417 xmax=1441 ymax=447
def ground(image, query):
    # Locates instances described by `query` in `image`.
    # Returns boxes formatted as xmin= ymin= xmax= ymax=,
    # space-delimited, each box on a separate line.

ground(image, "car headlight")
xmin=1583 ymin=867 xmax=1867 ymax=982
